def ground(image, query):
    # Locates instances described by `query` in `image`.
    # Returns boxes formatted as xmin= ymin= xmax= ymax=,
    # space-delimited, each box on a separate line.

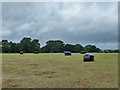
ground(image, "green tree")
xmin=9 ymin=41 xmax=20 ymax=53
xmin=84 ymin=45 xmax=101 ymax=52
xmin=63 ymin=44 xmax=84 ymax=53
xmin=2 ymin=40 xmax=9 ymax=53
xmin=31 ymin=39 xmax=40 ymax=51
xmin=63 ymin=44 xmax=74 ymax=52
xmin=40 ymin=46 xmax=47 ymax=53
xmin=73 ymin=44 xmax=84 ymax=53
xmin=44 ymin=40 xmax=64 ymax=53
xmin=20 ymin=37 xmax=32 ymax=53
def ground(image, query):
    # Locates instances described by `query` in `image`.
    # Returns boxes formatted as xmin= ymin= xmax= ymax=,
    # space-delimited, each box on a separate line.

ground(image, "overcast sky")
xmin=2 ymin=2 xmax=118 ymax=49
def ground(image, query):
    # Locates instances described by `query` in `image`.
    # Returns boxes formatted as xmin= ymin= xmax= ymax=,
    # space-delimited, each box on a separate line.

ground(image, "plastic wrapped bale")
xmin=34 ymin=51 xmax=39 ymax=54
xmin=20 ymin=51 xmax=23 ymax=54
xmin=50 ymin=51 xmax=54 ymax=53
xmin=80 ymin=51 xmax=86 ymax=54
xmin=64 ymin=51 xmax=71 ymax=55
xmin=84 ymin=54 xmax=94 ymax=62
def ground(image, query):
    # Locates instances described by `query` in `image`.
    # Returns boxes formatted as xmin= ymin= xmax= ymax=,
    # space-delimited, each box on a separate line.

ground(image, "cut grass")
xmin=2 ymin=53 xmax=118 ymax=88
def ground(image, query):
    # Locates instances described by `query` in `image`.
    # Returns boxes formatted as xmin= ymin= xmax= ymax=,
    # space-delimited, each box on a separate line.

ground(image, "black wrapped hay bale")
xmin=20 ymin=51 xmax=23 ymax=54
xmin=34 ymin=51 xmax=39 ymax=54
xmin=105 ymin=51 xmax=108 ymax=53
xmin=84 ymin=54 xmax=94 ymax=62
xmin=64 ymin=51 xmax=71 ymax=55
xmin=50 ymin=51 xmax=54 ymax=53
xmin=81 ymin=51 xmax=86 ymax=54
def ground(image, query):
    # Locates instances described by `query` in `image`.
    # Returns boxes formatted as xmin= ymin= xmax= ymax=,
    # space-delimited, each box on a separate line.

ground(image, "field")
xmin=2 ymin=53 xmax=118 ymax=88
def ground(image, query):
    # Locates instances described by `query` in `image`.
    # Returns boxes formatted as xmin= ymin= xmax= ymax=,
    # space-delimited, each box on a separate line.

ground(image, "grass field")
xmin=2 ymin=53 xmax=118 ymax=88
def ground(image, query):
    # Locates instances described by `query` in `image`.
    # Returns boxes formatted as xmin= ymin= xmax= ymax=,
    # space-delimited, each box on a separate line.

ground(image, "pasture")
xmin=2 ymin=53 xmax=118 ymax=88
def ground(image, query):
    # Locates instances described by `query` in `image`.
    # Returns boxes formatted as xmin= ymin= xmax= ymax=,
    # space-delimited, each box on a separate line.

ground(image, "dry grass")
xmin=2 ymin=53 xmax=118 ymax=88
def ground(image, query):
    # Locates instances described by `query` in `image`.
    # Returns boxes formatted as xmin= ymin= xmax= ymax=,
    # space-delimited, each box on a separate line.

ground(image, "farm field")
xmin=2 ymin=53 xmax=118 ymax=88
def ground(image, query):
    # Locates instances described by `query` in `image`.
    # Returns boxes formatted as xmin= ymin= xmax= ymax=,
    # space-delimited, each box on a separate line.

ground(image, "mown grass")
xmin=2 ymin=53 xmax=118 ymax=88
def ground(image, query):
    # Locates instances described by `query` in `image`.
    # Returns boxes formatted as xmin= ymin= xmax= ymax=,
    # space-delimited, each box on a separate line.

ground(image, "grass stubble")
xmin=2 ymin=53 xmax=118 ymax=88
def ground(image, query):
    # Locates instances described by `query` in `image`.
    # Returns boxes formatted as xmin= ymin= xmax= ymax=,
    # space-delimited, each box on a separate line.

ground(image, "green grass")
xmin=2 ymin=53 xmax=118 ymax=88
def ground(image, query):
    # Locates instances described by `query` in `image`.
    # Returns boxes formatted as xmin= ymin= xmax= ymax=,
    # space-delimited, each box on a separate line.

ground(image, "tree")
xmin=31 ymin=39 xmax=40 ymax=51
xmin=20 ymin=37 xmax=32 ymax=53
xmin=0 ymin=37 xmax=103 ymax=53
xmin=103 ymin=49 xmax=119 ymax=53
xmin=63 ymin=44 xmax=84 ymax=53
xmin=9 ymin=41 xmax=20 ymax=53
xmin=63 ymin=44 xmax=74 ymax=52
xmin=73 ymin=44 xmax=84 ymax=53
xmin=43 ymin=40 xmax=64 ymax=53
xmin=40 ymin=46 xmax=47 ymax=53
xmin=19 ymin=37 xmax=41 ymax=53
xmin=84 ymin=45 xmax=101 ymax=52
xmin=2 ymin=40 xmax=9 ymax=53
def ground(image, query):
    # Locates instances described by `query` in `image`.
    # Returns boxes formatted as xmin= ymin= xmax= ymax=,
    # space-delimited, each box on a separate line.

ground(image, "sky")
xmin=2 ymin=2 xmax=118 ymax=49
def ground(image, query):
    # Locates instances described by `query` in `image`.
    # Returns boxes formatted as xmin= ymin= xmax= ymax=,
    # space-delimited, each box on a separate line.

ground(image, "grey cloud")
xmin=2 ymin=2 xmax=118 ymax=49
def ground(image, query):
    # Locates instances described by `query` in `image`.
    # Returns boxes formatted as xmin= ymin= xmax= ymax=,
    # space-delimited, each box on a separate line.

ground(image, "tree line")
xmin=0 ymin=37 xmax=119 ymax=53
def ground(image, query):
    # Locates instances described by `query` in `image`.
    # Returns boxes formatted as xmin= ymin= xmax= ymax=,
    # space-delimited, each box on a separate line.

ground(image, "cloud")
xmin=2 ymin=29 xmax=12 ymax=37
xmin=2 ymin=2 xmax=118 ymax=49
